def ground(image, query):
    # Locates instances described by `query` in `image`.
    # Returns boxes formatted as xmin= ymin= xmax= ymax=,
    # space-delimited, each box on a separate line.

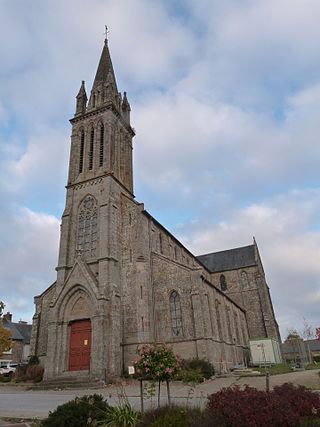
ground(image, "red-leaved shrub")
xmin=273 ymin=383 xmax=320 ymax=421
xmin=207 ymin=383 xmax=320 ymax=427
xmin=26 ymin=364 xmax=44 ymax=382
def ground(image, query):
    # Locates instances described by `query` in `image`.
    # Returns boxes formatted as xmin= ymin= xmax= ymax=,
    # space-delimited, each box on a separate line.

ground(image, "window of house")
xmin=170 ymin=290 xmax=182 ymax=337
xmin=220 ymin=274 xmax=227 ymax=291
xmin=78 ymin=195 xmax=97 ymax=258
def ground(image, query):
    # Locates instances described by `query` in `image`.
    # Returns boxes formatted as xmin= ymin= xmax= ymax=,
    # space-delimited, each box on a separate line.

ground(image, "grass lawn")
xmin=255 ymin=364 xmax=293 ymax=375
xmin=255 ymin=362 xmax=320 ymax=375
xmin=305 ymin=362 xmax=320 ymax=370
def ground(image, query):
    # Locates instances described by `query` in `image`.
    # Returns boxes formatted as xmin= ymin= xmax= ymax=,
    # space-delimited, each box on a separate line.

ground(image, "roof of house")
xmin=197 ymin=244 xmax=257 ymax=273
xmin=307 ymin=339 xmax=320 ymax=351
xmin=3 ymin=319 xmax=32 ymax=344
xmin=282 ymin=338 xmax=320 ymax=353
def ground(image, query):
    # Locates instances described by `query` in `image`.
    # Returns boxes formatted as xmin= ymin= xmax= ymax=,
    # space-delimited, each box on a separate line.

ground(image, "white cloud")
xmin=0 ymin=0 xmax=319 ymax=339
xmin=133 ymin=79 xmax=320 ymax=217
xmin=176 ymin=189 xmax=320 ymax=338
xmin=0 ymin=207 xmax=60 ymax=322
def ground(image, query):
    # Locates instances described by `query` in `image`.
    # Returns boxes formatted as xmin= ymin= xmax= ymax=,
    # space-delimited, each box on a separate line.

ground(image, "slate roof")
xmin=308 ymin=339 xmax=320 ymax=351
xmin=3 ymin=319 xmax=32 ymax=344
xmin=282 ymin=339 xmax=320 ymax=353
xmin=197 ymin=244 xmax=257 ymax=273
xmin=92 ymin=39 xmax=117 ymax=91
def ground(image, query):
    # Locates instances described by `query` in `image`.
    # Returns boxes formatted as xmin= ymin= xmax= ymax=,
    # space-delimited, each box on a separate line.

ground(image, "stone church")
xmin=30 ymin=37 xmax=281 ymax=381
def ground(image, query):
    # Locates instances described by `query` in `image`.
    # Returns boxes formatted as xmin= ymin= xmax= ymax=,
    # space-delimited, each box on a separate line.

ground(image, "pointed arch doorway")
xmin=68 ymin=319 xmax=91 ymax=371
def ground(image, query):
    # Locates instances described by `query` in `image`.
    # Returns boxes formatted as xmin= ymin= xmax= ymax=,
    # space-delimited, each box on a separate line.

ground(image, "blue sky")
xmin=0 ymin=0 xmax=320 ymax=340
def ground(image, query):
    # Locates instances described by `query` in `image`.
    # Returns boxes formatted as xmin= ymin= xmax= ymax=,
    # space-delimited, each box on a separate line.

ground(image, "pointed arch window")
xmin=234 ymin=312 xmax=240 ymax=344
xmin=78 ymin=195 xmax=97 ymax=258
xmin=215 ymin=299 xmax=222 ymax=340
xmin=170 ymin=291 xmax=182 ymax=337
xmin=89 ymin=127 xmax=94 ymax=170
xmin=79 ymin=130 xmax=85 ymax=173
xmin=226 ymin=307 xmax=232 ymax=342
xmin=99 ymin=123 xmax=104 ymax=167
xmin=220 ymin=274 xmax=227 ymax=291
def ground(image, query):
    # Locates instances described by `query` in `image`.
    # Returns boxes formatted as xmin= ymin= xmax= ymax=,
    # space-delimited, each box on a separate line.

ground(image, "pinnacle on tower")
xmin=75 ymin=80 xmax=87 ymax=116
xmin=121 ymin=91 xmax=131 ymax=124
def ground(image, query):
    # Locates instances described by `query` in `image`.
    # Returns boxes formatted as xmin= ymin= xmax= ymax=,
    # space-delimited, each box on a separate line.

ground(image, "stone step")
xmin=232 ymin=368 xmax=261 ymax=376
xmin=28 ymin=377 xmax=105 ymax=390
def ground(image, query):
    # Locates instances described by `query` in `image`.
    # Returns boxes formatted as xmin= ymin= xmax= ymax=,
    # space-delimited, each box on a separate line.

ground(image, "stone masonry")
xmin=30 ymin=37 xmax=280 ymax=382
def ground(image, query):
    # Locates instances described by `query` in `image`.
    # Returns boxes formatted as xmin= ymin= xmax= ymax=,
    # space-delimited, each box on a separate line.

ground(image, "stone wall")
xmin=209 ymin=264 xmax=281 ymax=342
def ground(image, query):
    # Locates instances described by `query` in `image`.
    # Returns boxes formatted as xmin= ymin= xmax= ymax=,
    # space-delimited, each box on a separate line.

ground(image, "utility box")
xmin=250 ymin=338 xmax=282 ymax=365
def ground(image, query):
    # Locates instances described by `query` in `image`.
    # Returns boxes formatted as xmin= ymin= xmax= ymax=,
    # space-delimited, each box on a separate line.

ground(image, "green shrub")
xmin=184 ymin=359 xmax=214 ymax=380
xmin=299 ymin=417 xmax=320 ymax=426
xmin=150 ymin=410 xmax=186 ymax=427
xmin=41 ymin=394 xmax=110 ymax=427
xmin=175 ymin=368 xmax=204 ymax=384
xmin=0 ymin=373 xmax=11 ymax=383
xmin=121 ymin=368 xmax=130 ymax=379
xmin=28 ymin=355 xmax=40 ymax=365
xmin=102 ymin=401 xmax=139 ymax=426
xmin=140 ymin=405 xmax=205 ymax=427
xmin=187 ymin=410 xmax=220 ymax=427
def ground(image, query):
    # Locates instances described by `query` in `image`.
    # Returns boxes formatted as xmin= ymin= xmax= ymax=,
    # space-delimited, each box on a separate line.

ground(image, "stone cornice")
xmin=70 ymin=103 xmax=135 ymax=136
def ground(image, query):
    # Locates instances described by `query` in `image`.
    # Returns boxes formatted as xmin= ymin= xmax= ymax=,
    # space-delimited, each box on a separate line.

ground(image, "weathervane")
xmin=104 ymin=25 xmax=109 ymax=42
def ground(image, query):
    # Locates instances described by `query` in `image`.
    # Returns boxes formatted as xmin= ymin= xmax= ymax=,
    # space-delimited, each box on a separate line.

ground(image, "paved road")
xmin=0 ymin=369 xmax=319 ymax=419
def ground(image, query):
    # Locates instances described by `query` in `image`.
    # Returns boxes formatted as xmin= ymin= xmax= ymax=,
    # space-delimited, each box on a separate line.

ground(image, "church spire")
xmin=87 ymin=32 xmax=120 ymax=111
xmin=92 ymin=39 xmax=118 ymax=92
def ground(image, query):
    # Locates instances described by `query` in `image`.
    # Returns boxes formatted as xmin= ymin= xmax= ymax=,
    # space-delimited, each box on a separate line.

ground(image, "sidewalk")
xmin=0 ymin=421 xmax=31 ymax=427
xmin=0 ymin=369 xmax=319 ymax=420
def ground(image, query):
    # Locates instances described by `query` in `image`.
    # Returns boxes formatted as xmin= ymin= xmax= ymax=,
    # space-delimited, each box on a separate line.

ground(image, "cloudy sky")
xmin=0 ymin=0 xmax=319 ymax=340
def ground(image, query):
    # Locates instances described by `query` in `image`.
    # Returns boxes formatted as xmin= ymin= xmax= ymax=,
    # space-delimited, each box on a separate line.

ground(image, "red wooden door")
xmin=68 ymin=320 xmax=91 ymax=371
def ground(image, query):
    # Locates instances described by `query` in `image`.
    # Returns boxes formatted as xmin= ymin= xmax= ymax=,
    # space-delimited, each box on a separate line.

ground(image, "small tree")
xmin=302 ymin=318 xmax=315 ymax=364
xmin=285 ymin=329 xmax=301 ymax=363
xmin=0 ymin=301 xmax=13 ymax=357
xmin=316 ymin=327 xmax=320 ymax=341
xmin=133 ymin=343 xmax=181 ymax=408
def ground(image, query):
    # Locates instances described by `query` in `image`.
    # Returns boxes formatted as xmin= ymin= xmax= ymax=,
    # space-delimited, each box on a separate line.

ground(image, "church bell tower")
xmin=69 ymin=37 xmax=134 ymax=193
xmin=35 ymin=35 xmax=136 ymax=380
